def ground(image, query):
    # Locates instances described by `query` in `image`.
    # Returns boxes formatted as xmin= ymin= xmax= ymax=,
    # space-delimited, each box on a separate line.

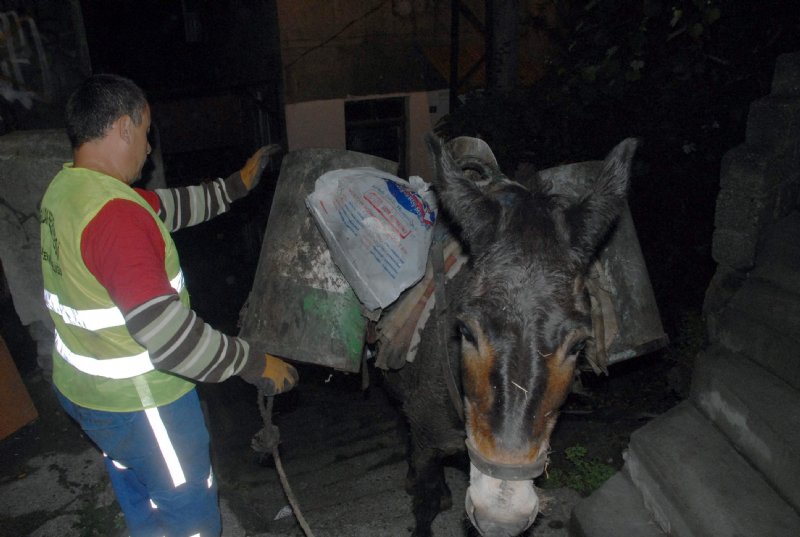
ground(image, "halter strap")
xmin=465 ymin=438 xmax=549 ymax=481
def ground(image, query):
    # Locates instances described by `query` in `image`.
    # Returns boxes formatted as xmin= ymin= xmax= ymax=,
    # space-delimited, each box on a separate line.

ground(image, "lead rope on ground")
xmin=253 ymin=389 xmax=316 ymax=537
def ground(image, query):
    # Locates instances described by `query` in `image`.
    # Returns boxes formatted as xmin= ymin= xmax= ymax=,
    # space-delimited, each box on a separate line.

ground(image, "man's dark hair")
xmin=65 ymin=74 xmax=147 ymax=149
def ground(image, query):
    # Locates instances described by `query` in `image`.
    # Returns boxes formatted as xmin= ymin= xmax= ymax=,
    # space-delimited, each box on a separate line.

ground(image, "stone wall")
xmin=0 ymin=129 xmax=71 ymax=375
xmin=705 ymin=51 xmax=800 ymax=335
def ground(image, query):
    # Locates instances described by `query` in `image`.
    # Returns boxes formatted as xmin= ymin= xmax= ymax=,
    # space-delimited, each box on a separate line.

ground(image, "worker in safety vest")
xmin=40 ymin=73 xmax=298 ymax=537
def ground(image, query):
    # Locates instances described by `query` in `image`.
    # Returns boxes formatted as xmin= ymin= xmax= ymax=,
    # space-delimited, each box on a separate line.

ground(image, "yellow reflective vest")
xmin=41 ymin=164 xmax=194 ymax=411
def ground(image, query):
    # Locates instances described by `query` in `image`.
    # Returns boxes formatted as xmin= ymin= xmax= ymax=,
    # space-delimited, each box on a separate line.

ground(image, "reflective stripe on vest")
xmin=45 ymin=290 xmax=124 ymax=330
xmin=55 ymin=331 xmax=154 ymax=379
xmin=47 ymin=271 xmax=185 ymax=379
xmin=45 ymin=272 xmax=184 ymax=330
xmin=169 ymin=271 xmax=184 ymax=295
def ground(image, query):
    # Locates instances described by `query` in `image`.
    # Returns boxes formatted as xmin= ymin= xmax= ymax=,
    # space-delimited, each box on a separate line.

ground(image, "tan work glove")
xmin=240 ymin=353 xmax=298 ymax=395
xmin=237 ymin=144 xmax=281 ymax=191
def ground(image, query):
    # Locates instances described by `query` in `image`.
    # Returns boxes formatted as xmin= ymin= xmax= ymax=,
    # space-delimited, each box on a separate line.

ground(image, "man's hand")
xmin=239 ymin=144 xmax=281 ymax=191
xmin=241 ymin=353 xmax=298 ymax=395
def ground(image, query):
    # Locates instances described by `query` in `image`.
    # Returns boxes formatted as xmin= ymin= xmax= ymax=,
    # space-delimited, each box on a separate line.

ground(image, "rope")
xmin=255 ymin=389 xmax=316 ymax=537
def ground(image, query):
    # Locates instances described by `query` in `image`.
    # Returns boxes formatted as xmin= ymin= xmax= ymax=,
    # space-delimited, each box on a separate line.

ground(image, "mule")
xmin=394 ymin=134 xmax=637 ymax=537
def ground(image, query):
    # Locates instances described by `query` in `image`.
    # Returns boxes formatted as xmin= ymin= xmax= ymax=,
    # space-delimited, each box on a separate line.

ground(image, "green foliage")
xmin=438 ymin=0 xmax=798 ymax=171
xmin=540 ymin=445 xmax=616 ymax=495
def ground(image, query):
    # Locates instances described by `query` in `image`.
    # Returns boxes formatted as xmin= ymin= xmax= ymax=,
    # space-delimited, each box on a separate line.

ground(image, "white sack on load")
xmin=305 ymin=167 xmax=437 ymax=312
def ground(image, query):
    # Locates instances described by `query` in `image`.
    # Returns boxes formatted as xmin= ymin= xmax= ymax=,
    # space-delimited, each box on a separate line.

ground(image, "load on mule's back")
xmin=394 ymin=134 xmax=638 ymax=537
xmin=237 ymin=133 xmax=653 ymax=536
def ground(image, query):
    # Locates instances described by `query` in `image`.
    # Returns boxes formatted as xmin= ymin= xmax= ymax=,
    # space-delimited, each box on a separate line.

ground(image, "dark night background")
xmin=1 ymin=0 xmax=799 ymax=385
xmin=434 ymin=0 xmax=800 ymax=345
xmin=95 ymin=2 xmax=799 ymax=351
xmin=1 ymin=3 xmax=800 ymax=535
xmin=118 ymin=1 xmax=799 ymax=368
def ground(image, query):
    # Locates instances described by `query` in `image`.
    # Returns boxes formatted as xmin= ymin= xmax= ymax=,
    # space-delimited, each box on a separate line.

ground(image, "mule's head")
xmin=427 ymin=135 xmax=637 ymax=537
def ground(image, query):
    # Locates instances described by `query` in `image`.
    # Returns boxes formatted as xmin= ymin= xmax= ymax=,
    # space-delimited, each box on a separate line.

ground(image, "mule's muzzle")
xmin=465 ymin=463 xmax=540 ymax=537
xmin=466 ymin=494 xmax=538 ymax=537
xmin=465 ymin=438 xmax=548 ymax=481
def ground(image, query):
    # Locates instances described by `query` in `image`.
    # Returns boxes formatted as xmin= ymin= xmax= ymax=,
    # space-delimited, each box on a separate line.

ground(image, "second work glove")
xmin=236 ymin=144 xmax=281 ymax=191
xmin=240 ymin=353 xmax=299 ymax=396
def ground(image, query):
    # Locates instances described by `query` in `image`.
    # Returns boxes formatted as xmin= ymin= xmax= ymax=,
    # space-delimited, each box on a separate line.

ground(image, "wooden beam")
xmin=450 ymin=0 xmax=461 ymax=109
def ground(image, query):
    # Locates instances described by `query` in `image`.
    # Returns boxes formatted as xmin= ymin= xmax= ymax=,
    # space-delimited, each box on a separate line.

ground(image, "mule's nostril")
xmin=464 ymin=493 xmax=488 ymax=535
xmin=524 ymin=510 xmax=539 ymax=533
xmin=465 ymin=492 xmax=477 ymax=523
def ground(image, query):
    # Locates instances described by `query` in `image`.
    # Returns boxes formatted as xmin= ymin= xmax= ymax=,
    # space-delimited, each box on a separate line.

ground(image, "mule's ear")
xmin=425 ymin=133 xmax=465 ymax=189
xmin=565 ymin=138 xmax=638 ymax=267
xmin=425 ymin=133 xmax=500 ymax=250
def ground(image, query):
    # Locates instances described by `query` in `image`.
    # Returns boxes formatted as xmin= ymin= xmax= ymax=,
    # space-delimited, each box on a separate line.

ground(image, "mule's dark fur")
xmin=393 ymin=136 xmax=637 ymax=537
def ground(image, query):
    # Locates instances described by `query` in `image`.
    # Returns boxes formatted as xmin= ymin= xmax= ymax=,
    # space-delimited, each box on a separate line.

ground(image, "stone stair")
xmin=570 ymin=51 xmax=800 ymax=537
xmin=572 ymin=214 xmax=800 ymax=536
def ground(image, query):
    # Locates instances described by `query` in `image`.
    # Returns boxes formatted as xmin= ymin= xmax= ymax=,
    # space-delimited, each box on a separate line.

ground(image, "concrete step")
xmin=625 ymin=401 xmax=800 ymax=537
xmin=751 ymin=211 xmax=800 ymax=296
xmin=690 ymin=346 xmax=800 ymax=513
xmin=728 ymin=278 xmax=800 ymax=330
xmin=714 ymin=279 xmax=800 ymax=390
xmin=569 ymin=471 xmax=666 ymax=537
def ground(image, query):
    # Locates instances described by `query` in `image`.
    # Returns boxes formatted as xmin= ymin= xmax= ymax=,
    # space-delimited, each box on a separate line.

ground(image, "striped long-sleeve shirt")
xmin=81 ymin=173 xmax=262 ymax=383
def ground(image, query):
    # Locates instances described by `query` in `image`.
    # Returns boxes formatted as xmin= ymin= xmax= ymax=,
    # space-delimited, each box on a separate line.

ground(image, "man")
xmin=40 ymin=73 xmax=298 ymax=537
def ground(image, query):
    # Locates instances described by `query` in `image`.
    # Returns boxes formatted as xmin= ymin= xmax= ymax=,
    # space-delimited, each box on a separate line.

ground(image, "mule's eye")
xmin=457 ymin=320 xmax=477 ymax=346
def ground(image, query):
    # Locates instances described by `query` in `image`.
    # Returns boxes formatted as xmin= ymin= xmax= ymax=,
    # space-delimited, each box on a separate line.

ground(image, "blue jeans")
xmin=55 ymin=387 xmax=221 ymax=537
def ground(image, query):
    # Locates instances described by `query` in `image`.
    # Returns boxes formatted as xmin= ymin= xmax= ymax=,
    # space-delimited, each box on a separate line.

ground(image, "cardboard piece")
xmin=0 ymin=335 xmax=38 ymax=440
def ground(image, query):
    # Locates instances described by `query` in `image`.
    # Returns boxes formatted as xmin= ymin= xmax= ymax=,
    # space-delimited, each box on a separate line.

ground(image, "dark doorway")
xmin=345 ymin=97 xmax=407 ymax=177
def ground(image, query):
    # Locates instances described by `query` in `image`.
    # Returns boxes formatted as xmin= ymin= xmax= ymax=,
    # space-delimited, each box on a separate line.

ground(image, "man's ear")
xmin=116 ymin=115 xmax=133 ymax=144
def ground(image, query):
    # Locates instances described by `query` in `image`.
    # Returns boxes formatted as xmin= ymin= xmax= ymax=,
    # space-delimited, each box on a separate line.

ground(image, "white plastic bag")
xmin=305 ymin=167 xmax=437 ymax=312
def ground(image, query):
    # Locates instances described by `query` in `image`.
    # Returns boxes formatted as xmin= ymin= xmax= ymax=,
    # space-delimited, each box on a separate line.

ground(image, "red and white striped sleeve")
xmin=81 ymin=196 xmax=260 ymax=383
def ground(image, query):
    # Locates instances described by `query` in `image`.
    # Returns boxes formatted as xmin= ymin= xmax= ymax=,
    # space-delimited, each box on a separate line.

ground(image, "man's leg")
xmin=135 ymin=389 xmax=221 ymax=537
xmin=102 ymin=452 xmax=160 ymax=535
xmin=55 ymin=387 xmax=221 ymax=537
xmin=54 ymin=387 xmax=160 ymax=536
